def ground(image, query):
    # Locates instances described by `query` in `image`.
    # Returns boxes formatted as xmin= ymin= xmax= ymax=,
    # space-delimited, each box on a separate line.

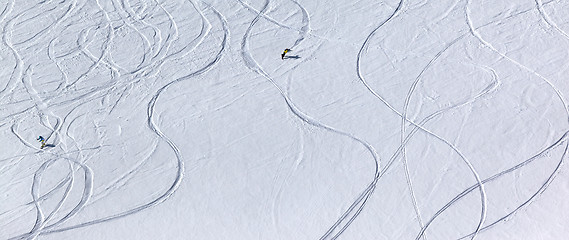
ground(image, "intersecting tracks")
xmin=2 ymin=0 xmax=568 ymax=239
xmin=2 ymin=0 xmax=229 ymax=239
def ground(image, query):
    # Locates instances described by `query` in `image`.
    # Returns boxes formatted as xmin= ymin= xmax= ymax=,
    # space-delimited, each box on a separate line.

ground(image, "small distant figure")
xmin=281 ymin=48 xmax=291 ymax=59
xmin=37 ymin=136 xmax=46 ymax=149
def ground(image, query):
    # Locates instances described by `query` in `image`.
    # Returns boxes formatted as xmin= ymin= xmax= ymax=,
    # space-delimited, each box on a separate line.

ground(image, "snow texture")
xmin=1 ymin=0 xmax=569 ymax=239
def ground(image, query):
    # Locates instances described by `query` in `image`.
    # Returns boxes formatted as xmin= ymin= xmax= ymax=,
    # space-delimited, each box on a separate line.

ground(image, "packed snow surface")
xmin=1 ymin=0 xmax=569 ymax=239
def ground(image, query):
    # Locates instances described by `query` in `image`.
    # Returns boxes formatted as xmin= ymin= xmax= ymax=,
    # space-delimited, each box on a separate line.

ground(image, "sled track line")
xmin=97 ymin=0 xmax=161 ymax=78
xmin=0 ymin=143 xmax=101 ymax=221
xmin=400 ymin=30 xmax=465 ymax=240
xmin=75 ymin=25 xmax=121 ymax=83
xmin=105 ymin=0 xmax=158 ymax=74
xmin=6 ymin=0 xmax=155 ymax=232
xmin=11 ymin=0 xmax=215 ymax=123
xmin=92 ymin=0 xmax=128 ymax=75
xmin=396 ymin=1 xmax=565 ymax=237
xmin=356 ymin=0 xmax=556 ymax=238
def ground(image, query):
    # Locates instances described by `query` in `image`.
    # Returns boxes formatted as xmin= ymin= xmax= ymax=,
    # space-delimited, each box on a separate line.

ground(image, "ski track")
xmin=535 ymin=0 xmax=569 ymax=40
xmin=414 ymin=0 xmax=569 ymax=239
xmin=416 ymin=130 xmax=569 ymax=240
xmin=329 ymin=0 xmax=565 ymax=239
xmin=64 ymin=1 xmax=114 ymax=90
xmin=401 ymin=1 xmax=568 ymax=239
xmin=1 ymin=0 xmax=226 ymax=238
xmin=17 ymin=3 xmax=229 ymax=237
xmin=12 ymin=0 xmax=78 ymax=48
xmin=0 ymin=0 xmax=23 ymax=103
xmin=25 ymin=3 xmax=228 ymax=236
xmin=400 ymin=27 xmax=472 ymax=240
xmin=465 ymin=0 xmax=569 ymax=119
xmin=0 ymin=177 xmax=69 ymax=224
xmin=9 ymin=154 xmax=93 ymax=240
xmin=85 ymin=139 xmax=160 ymax=206
xmin=261 ymin=0 xmax=312 ymax=232
xmin=1 ymin=0 xmax=568 ymax=239
xmin=320 ymin=1 xmax=489 ymax=239
xmin=239 ymin=1 xmax=382 ymax=240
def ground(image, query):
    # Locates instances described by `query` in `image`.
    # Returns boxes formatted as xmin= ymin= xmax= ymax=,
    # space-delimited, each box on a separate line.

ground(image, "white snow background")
xmin=1 ymin=0 xmax=569 ymax=239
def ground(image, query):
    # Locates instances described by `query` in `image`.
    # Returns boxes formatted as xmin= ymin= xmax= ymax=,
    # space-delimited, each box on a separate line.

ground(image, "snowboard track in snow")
xmin=2 ymin=0 xmax=229 ymax=239
xmin=1 ymin=0 xmax=568 ymax=239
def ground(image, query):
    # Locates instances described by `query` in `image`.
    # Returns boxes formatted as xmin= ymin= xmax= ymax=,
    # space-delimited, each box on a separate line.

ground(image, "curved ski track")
xmin=39 ymin=4 xmax=228 ymax=237
xmin=323 ymin=0 xmax=569 ymax=239
xmin=239 ymin=1 xmax=382 ymax=240
xmin=2 ymin=1 xmax=228 ymax=239
xmin=2 ymin=0 xmax=569 ymax=239
xmin=318 ymin=1 xmax=484 ymax=239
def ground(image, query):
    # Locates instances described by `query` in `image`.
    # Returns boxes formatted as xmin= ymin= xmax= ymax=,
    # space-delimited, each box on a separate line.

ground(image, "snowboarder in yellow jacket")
xmin=281 ymin=48 xmax=291 ymax=59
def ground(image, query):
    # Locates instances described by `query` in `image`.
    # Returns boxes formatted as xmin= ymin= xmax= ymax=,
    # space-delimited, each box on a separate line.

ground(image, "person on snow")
xmin=37 ymin=136 xmax=46 ymax=149
xmin=281 ymin=48 xmax=291 ymax=59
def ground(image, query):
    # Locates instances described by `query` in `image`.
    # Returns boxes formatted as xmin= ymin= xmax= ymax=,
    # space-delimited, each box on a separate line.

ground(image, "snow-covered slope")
xmin=1 ymin=0 xmax=569 ymax=239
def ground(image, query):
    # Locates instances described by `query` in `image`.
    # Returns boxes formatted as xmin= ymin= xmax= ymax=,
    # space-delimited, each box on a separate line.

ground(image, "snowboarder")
xmin=37 ymin=136 xmax=46 ymax=149
xmin=281 ymin=48 xmax=291 ymax=59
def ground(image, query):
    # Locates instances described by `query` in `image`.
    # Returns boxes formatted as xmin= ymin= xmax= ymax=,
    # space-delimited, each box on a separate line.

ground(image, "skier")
xmin=37 ymin=136 xmax=46 ymax=149
xmin=281 ymin=48 xmax=291 ymax=59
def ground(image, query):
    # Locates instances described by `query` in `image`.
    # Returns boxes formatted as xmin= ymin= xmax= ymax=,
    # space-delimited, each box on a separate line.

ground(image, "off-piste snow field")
xmin=1 ymin=0 xmax=569 ymax=239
